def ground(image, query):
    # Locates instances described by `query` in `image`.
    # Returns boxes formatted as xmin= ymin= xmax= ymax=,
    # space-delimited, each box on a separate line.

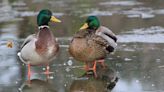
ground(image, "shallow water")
xmin=0 ymin=0 xmax=164 ymax=92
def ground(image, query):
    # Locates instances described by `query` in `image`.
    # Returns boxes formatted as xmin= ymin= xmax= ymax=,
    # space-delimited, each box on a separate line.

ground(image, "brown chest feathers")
xmin=35 ymin=27 xmax=56 ymax=55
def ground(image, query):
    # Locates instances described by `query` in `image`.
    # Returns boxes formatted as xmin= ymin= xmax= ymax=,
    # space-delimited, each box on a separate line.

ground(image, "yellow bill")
xmin=80 ymin=23 xmax=89 ymax=30
xmin=50 ymin=16 xmax=61 ymax=23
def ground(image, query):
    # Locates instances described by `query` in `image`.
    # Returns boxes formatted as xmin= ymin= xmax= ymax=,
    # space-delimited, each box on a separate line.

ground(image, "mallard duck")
xmin=17 ymin=9 xmax=61 ymax=82
xmin=69 ymin=16 xmax=117 ymax=77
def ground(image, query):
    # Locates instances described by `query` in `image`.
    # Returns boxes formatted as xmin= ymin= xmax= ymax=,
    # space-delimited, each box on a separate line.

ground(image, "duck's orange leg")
xmin=90 ymin=61 xmax=97 ymax=78
xmin=84 ymin=61 xmax=97 ymax=78
xmin=84 ymin=60 xmax=105 ymax=78
xmin=46 ymin=65 xmax=50 ymax=79
xmin=43 ymin=64 xmax=53 ymax=80
xmin=27 ymin=63 xmax=31 ymax=84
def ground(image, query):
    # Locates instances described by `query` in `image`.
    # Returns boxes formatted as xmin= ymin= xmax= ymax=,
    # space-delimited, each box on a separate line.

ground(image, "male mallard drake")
xmin=17 ymin=9 xmax=61 ymax=82
xmin=69 ymin=16 xmax=117 ymax=77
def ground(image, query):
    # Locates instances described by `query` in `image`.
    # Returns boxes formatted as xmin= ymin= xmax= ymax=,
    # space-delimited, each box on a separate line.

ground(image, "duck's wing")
xmin=21 ymin=34 xmax=36 ymax=49
xmin=95 ymin=26 xmax=118 ymax=51
xmin=96 ymin=26 xmax=117 ymax=42
xmin=92 ymin=35 xmax=108 ymax=47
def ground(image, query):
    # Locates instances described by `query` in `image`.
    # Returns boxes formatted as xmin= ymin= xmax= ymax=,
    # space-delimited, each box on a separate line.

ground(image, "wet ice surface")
xmin=83 ymin=0 xmax=164 ymax=19
xmin=0 ymin=24 xmax=21 ymax=91
xmin=99 ymin=1 xmax=143 ymax=6
xmin=18 ymin=11 xmax=64 ymax=17
xmin=0 ymin=0 xmax=164 ymax=92
xmin=83 ymin=7 xmax=164 ymax=18
xmin=82 ymin=10 xmax=113 ymax=17
xmin=118 ymin=26 xmax=164 ymax=43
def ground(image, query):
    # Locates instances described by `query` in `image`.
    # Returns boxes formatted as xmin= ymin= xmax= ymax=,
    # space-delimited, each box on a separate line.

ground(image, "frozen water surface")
xmin=0 ymin=0 xmax=164 ymax=92
xmin=99 ymin=1 xmax=143 ymax=6
xmin=118 ymin=26 xmax=164 ymax=43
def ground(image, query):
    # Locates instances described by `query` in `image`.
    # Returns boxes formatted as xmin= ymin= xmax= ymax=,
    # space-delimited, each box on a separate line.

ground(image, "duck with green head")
xmin=17 ymin=9 xmax=61 ymax=83
xmin=69 ymin=16 xmax=117 ymax=77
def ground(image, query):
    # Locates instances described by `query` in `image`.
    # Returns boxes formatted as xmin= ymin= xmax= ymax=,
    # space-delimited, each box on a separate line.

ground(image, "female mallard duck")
xmin=69 ymin=16 xmax=117 ymax=77
xmin=17 ymin=9 xmax=61 ymax=82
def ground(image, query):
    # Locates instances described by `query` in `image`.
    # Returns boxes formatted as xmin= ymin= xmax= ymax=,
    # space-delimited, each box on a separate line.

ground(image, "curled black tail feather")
xmin=106 ymin=45 xmax=114 ymax=52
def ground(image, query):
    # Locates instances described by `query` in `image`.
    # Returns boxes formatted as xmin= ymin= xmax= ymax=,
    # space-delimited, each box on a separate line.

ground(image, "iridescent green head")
xmin=37 ymin=9 xmax=61 ymax=26
xmin=80 ymin=16 xmax=100 ymax=30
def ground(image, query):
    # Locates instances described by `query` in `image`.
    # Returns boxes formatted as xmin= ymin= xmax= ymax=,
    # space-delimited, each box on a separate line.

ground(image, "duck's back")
xmin=69 ymin=29 xmax=107 ymax=62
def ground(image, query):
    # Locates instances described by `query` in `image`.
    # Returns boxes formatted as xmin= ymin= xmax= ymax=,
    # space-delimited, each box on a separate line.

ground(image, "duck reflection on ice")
xmin=19 ymin=79 xmax=57 ymax=92
xmin=70 ymin=63 xmax=118 ymax=92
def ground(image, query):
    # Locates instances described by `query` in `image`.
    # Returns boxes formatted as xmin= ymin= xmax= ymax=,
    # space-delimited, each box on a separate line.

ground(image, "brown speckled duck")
xmin=17 ymin=9 xmax=61 ymax=82
xmin=69 ymin=16 xmax=117 ymax=77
